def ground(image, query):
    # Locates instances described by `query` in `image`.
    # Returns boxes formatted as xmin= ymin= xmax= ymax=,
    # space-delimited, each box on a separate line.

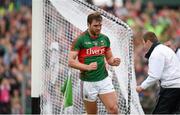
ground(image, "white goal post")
xmin=32 ymin=0 xmax=144 ymax=114
xmin=31 ymin=0 xmax=43 ymax=113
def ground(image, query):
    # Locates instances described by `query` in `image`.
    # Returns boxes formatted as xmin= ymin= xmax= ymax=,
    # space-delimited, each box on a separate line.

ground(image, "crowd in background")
xmin=0 ymin=0 xmax=179 ymax=114
xmin=0 ymin=0 xmax=31 ymax=114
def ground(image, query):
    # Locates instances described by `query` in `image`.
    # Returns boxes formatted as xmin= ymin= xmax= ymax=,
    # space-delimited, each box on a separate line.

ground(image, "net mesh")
xmin=39 ymin=0 xmax=144 ymax=114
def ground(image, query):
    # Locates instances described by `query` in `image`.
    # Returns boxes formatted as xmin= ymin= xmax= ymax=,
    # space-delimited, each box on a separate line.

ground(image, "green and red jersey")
xmin=71 ymin=30 xmax=110 ymax=82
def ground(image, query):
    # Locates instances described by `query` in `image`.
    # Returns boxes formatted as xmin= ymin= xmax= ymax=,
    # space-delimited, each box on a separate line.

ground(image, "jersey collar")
xmin=86 ymin=30 xmax=100 ymax=40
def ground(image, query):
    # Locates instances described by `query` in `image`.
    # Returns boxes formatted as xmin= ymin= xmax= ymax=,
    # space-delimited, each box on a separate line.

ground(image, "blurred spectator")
xmin=144 ymin=1 xmax=156 ymax=17
xmin=164 ymin=37 xmax=180 ymax=60
xmin=0 ymin=78 xmax=11 ymax=113
xmin=164 ymin=39 xmax=177 ymax=52
xmin=11 ymin=89 xmax=22 ymax=114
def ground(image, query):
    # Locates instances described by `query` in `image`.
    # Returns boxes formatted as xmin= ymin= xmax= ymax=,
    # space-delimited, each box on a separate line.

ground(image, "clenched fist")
xmin=87 ymin=62 xmax=97 ymax=71
xmin=112 ymin=58 xmax=121 ymax=66
xmin=136 ymin=86 xmax=144 ymax=93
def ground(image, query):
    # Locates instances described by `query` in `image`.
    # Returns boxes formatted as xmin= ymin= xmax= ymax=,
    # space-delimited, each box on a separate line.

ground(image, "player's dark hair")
xmin=87 ymin=12 xmax=102 ymax=24
xmin=143 ymin=32 xmax=158 ymax=43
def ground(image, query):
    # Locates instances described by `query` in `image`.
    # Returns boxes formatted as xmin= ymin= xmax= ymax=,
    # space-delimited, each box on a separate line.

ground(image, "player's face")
xmin=88 ymin=20 xmax=102 ymax=35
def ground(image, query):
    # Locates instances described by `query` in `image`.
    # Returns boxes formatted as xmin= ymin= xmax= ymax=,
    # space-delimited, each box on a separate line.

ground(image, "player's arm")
xmin=68 ymin=50 xmax=97 ymax=71
xmin=105 ymin=49 xmax=121 ymax=66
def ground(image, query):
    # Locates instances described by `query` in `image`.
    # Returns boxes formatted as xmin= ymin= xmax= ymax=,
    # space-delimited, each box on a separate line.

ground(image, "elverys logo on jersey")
xmin=78 ymin=46 xmax=106 ymax=60
xmin=86 ymin=47 xmax=105 ymax=55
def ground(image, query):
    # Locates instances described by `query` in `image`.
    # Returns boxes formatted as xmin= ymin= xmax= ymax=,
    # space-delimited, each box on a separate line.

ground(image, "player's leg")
xmin=83 ymin=100 xmax=97 ymax=114
xmin=98 ymin=76 xmax=118 ymax=114
xmin=81 ymin=81 xmax=98 ymax=114
xmin=99 ymin=91 xmax=118 ymax=114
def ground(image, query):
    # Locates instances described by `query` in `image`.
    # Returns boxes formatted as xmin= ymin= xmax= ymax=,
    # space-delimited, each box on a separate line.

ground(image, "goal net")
xmin=35 ymin=0 xmax=144 ymax=114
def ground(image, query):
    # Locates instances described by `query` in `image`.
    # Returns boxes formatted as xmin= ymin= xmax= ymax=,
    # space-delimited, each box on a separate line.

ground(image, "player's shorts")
xmin=81 ymin=76 xmax=115 ymax=102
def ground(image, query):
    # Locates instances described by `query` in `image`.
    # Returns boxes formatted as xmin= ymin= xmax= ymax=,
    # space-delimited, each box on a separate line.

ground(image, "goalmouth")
xmin=32 ymin=0 xmax=144 ymax=114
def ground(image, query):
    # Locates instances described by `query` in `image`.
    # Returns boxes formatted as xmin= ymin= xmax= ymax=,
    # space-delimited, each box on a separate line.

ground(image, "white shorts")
xmin=81 ymin=76 xmax=115 ymax=102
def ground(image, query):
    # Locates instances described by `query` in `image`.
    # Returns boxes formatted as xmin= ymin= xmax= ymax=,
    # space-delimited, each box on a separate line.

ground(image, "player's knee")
xmin=107 ymin=104 xmax=118 ymax=114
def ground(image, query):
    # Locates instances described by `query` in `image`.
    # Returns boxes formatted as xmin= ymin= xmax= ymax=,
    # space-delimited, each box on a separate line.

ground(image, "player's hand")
xmin=87 ymin=62 xmax=97 ymax=71
xmin=136 ymin=86 xmax=144 ymax=93
xmin=112 ymin=58 xmax=121 ymax=66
